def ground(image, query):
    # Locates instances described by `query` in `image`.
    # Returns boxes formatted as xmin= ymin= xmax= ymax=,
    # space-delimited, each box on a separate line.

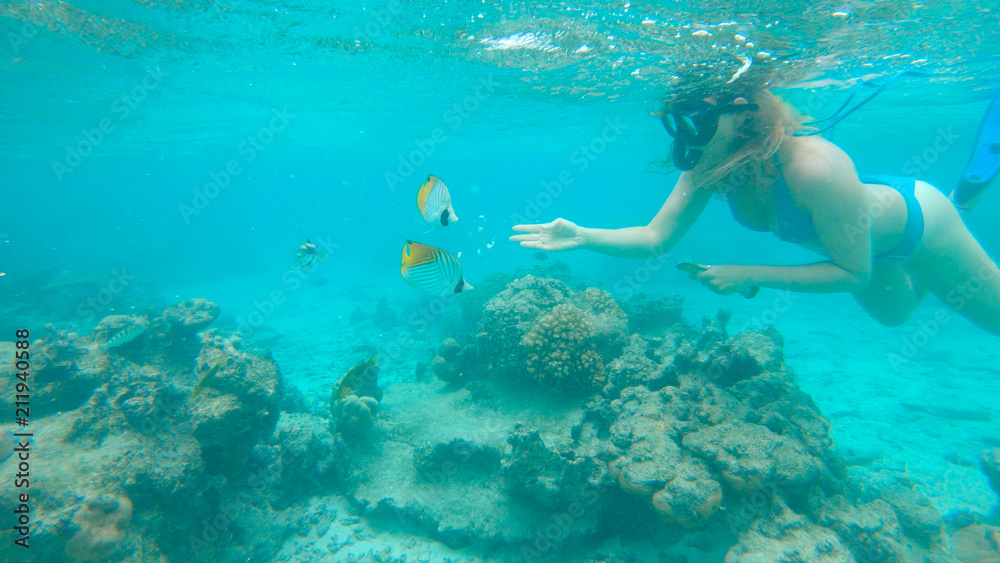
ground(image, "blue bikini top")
xmin=728 ymin=161 xmax=901 ymax=245
xmin=727 ymin=158 xmax=818 ymax=244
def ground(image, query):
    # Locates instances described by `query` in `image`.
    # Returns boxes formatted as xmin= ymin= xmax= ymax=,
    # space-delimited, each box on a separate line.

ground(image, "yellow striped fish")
xmin=102 ymin=324 xmax=146 ymax=349
xmin=336 ymin=356 xmax=378 ymax=400
xmin=400 ymin=240 xmax=473 ymax=297
xmin=192 ymin=359 xmax=224 ymax=398
xmin=417 ymin=175 xmax=457 ymax=229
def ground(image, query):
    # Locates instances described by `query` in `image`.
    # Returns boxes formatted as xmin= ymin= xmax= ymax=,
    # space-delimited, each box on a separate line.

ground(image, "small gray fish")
xmin=102 ymin=324 xmax=146 ymax=349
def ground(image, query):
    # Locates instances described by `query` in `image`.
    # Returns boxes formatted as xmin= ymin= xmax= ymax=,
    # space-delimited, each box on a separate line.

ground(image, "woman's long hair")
xmin=692 ymin=91 xmax=813 ymax=197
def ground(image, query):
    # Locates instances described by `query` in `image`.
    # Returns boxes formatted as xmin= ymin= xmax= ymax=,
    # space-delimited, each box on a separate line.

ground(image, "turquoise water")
xmin=2 ymin=1 xmax=1000 ymax=562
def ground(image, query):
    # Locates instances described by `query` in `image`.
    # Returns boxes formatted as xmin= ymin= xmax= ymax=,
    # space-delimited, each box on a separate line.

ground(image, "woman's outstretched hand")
xmin=510 ymin=218 xmax=586 ymax=251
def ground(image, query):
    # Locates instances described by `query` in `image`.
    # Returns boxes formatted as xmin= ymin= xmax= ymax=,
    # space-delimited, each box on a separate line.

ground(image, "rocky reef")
xmin=0 ymin=299 xmax=348 ymax=563
xmin=403 ymin=274 xmax=988 ymax=561
xmin=4 ymin=273 xmax=996 ymax=562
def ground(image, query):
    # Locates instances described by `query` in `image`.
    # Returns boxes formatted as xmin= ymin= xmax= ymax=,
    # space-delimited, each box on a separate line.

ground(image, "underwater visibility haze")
xmin=1 ymin=0 xmax=1000 ymax=561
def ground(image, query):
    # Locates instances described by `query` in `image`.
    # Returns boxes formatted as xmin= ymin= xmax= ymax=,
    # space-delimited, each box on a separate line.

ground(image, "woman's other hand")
xmin=510 ymin=218 xmax=586 ymax=251
xmin=692 ymin=265 xmax=754 ymax=295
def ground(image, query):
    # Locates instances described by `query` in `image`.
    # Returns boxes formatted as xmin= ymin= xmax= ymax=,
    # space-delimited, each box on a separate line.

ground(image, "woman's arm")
xmin=578 ymin=172 xmax=713 ymax=258
xmin=694 ymin=261 xmax=870 ymax=295
xmin=781 ymin=143 xmax=873 ymax=291
xmin=511 ymin=172 xmax=711 ymax=257
xmin=745 ymin=262 xmax=870 ymax=293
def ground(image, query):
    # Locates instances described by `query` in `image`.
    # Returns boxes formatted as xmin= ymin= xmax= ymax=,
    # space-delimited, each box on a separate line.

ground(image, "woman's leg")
xmin=852 ymin=263 xmax=925 ymax=326
xmin=906 ymin=182 xmax=1000 ymax=336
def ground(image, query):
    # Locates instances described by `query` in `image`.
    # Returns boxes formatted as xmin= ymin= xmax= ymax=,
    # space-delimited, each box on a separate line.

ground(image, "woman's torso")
xmin=726 ymin=138 xmax=910 ymax=258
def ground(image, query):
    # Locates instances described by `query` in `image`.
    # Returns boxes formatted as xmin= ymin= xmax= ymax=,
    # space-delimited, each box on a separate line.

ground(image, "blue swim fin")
xmin=951 ymin=98 xmax=1000 ymax=210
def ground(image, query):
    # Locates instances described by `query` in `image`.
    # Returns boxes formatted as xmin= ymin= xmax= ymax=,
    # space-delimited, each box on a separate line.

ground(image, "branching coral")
xmin=576 ymin=287 xmax=626 ymax=320
xmin=521 ymin=303 xmax=605 ymax=393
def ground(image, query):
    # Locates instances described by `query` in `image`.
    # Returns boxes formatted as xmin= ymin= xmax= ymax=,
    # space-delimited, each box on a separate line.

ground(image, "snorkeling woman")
xmin=510 ymin=83 xmax=1000 ymax=336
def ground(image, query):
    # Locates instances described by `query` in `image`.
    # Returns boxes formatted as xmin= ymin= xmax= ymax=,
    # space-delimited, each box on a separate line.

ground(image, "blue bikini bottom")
xmin=860 ymin=174 xmax=925 ymax=264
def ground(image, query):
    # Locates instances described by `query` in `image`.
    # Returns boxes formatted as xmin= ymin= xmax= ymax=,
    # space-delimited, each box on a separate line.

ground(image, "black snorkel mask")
xmin=661 ymin=99 xmax=760 ymax=171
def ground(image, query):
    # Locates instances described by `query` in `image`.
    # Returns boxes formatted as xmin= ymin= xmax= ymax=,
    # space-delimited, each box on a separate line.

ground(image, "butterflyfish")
xmin=400 ymin=240 xmax=473 ymax=297
xmin=296 ymin=238 xmax=327 ymax=268
xmin=102 ymin=324 xmax=146 ymax=350
xmin=417 ymin=175 xmax=457 ymax=228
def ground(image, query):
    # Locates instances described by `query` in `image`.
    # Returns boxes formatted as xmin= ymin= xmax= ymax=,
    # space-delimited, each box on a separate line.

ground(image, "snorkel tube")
xmin=795 ymin=69 xmax=933 ymax=137
xmin=672 ymin=141 xmax=703 ymax=171
xmin=792 ymin=67 xmax=1000 ymax=210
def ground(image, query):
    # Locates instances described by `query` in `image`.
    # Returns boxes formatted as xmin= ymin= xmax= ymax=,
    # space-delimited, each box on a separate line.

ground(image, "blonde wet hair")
xmin=691 ymin=90 xmax=813 ymax=196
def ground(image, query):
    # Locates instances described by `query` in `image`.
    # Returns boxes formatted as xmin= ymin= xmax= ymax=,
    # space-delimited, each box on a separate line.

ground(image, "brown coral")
xmin=333 ymin=395 xmax=379 ymax=434
xmin=163 ymin=298 xmax=219 ymax=336
xmin=431 ymin=338 xmax=463 ymax=385
xmin=726 ymin=497 xmax=852 ymax=562
xmin=65 ymin=495 xmax=133 ymax=561
xmin=651 ymin=461 xmax=723 ymax=528
xmin=521 ymin=303 xmax=605 ymax=393
xmin=576 ymin=287 xmax=626 ymax=319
